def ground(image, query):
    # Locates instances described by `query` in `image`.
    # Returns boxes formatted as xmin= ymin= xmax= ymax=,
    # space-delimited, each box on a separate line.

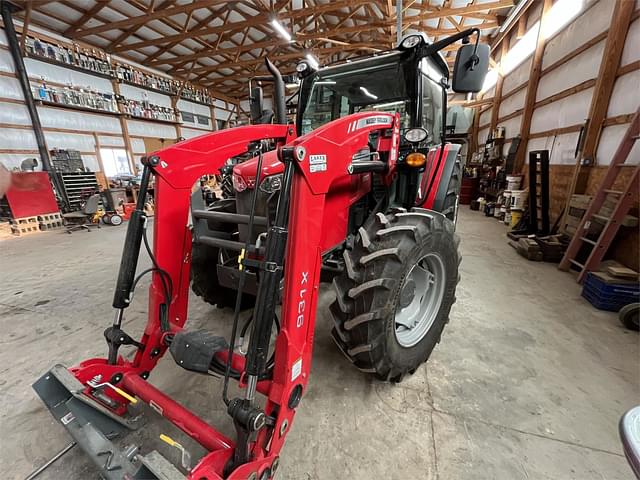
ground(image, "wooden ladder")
xmin=559 ymin=108 xmax=640 ymax=283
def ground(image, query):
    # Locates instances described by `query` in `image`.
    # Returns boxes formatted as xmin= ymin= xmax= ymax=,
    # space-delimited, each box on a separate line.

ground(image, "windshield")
xmin=297 ymin=52 xmax=416 ymax=135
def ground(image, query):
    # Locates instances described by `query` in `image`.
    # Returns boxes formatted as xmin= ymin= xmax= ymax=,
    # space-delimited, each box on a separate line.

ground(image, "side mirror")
xmin=452 ymin=43 xmax=490 ymax=93
xmin=620 ymin=406 xmax=640 ymax=478
xmin=249 ymin=86 xmax=264 ymax=124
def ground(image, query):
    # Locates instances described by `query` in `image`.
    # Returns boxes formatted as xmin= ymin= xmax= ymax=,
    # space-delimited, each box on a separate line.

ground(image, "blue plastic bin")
xmin=581 ymin=272 xmax=640 ymax=312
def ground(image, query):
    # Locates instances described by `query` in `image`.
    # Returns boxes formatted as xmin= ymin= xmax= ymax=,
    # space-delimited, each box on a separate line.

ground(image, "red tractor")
xmin=32 ymin=30 xmax=488 ymax=479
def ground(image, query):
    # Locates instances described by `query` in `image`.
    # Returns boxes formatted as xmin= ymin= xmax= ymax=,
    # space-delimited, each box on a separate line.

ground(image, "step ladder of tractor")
xmin=559 ymin=108 xmax=640 ymax=283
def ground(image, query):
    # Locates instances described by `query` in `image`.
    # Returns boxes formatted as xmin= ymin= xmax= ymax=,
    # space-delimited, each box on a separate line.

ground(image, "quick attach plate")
xmin=32 ymin=364 xmax=155 ymax=479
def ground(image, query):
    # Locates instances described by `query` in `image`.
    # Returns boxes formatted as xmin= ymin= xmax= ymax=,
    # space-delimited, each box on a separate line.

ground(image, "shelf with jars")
xmin=24 ymin=36 xmax=113 ymax=79
xmin=22 ymin=32 xmax=226 ymax=122
xmin=179 ymin=83 xmax=216 ymax=107
xmin=32 ymin=78 xmax=121 ymax=115
xmin=114 ymin=63 xmax=179 ymax=96
xmin=120 ymin=93 xmax=179 ymax=124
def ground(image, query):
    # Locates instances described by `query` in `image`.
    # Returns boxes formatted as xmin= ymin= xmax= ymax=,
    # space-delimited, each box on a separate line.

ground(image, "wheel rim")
xmin=394 ymin=253 xmax=446 ymax=348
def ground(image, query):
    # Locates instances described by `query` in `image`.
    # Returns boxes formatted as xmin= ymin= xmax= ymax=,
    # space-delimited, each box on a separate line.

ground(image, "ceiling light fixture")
xmin=306 ymin=54 xmax=319 ymax=69
xmin=498 ymin=0 xmax=529 ymax=34
xmin=271 ymin=19 xmax=292 ymax=42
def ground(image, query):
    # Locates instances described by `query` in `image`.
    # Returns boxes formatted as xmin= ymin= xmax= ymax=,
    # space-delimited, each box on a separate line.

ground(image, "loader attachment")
xmin=31 ymin=111 xmax=400 ymax=479
xmin=32 ymin=365 xmax=181 ymax=480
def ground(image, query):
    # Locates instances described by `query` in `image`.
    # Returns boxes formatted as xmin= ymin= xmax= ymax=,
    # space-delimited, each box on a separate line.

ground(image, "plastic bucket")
xmin=510 ymin=190 xmax=527 ymax=210
xmin=510 ymin=209 xmax=523 ymax=228
xmin=506 ymin=175 xmax=523 ymax=191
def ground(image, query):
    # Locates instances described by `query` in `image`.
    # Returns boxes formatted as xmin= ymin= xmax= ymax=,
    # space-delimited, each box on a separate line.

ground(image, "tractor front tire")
xmin=331 ymin=208 xmax=460 ymax=382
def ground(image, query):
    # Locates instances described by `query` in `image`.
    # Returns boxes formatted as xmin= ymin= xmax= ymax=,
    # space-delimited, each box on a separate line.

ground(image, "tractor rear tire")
xmin=442 ymin=154 xmax=463 ymax=224
xmin=330 ymin=208 xmax=460 ymax=382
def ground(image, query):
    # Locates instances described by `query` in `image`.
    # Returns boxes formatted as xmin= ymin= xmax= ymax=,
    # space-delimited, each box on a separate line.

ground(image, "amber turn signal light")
xmin=405 ymin=152 xmax=426 ymax=167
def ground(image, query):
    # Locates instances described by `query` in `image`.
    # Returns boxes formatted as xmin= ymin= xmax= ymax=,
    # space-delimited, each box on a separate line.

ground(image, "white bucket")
xmin=506 ymin=175 xmax=523 ymax=191
xmin=510 ymin=190 xmax=527 ymax=210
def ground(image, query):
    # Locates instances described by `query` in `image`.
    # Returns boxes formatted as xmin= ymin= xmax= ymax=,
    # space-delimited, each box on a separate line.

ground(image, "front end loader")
xmin=31 ymin=29 xmax=488 ymax=479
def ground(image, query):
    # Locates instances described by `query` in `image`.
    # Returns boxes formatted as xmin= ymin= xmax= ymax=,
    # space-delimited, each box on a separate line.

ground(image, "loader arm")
xmin=33 ymin=113 xmax=399 ymax=480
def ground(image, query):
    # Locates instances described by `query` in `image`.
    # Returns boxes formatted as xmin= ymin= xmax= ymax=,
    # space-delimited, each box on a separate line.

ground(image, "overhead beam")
xmin=111 ymin=8 xmax=497 ymax=54
xmin=183 ymin=43 xmax=378 ymax=76
xmin=413 ymin=0 xmax=513 ymax=21
xmin=70 ymin=0 xmax=229 ymax=38
xmin=62 ymin=0 xmax=109 ymax=37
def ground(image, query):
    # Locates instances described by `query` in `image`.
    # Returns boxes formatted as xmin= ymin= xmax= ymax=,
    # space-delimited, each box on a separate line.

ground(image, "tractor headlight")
xmin=259 ymin=174 xmax=283 ymax=194
xmin=399 ymin=34 xmax=423 ymax=50
xmin=232 ymin=173 xmax=248 ymax=192
xmin=404 ymin=127 xmax=428 ymax=143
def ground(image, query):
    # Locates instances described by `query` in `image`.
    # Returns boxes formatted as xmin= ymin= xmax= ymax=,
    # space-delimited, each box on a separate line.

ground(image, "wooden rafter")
xmin=16 ymin=0 xmax=509 ymax=101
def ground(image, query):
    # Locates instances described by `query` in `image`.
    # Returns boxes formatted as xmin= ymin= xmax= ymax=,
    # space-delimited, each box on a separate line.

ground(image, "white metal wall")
xmin=477 ymin=0 xmax=640 ymax=167
xmin=0 ymin=23 xmax=236 ymax=172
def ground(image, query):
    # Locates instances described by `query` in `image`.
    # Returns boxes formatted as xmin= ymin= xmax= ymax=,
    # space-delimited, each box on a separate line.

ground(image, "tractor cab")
xmin=193 ymin=29 xmax=488 ymax=305
xmin=295 ymin=39 xmax=446 ymax=145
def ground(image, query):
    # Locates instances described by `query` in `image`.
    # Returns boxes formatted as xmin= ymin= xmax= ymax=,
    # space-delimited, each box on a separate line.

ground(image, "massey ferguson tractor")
xmin=32 ymin=29 xmax=488 ymax=480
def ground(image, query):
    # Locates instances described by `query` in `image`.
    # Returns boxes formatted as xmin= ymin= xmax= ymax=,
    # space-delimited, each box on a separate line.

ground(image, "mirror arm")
xmin=420 ymin=27 xmax=480 ymax=58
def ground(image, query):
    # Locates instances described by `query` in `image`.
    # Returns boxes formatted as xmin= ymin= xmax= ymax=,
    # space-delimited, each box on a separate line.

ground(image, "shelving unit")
xmin=34 ymin=98 xmax=121 ymax=117
xmin=118 ymin=78 xmax=176 ymax=97
xmin=125 ymin=114 xmax=179 ymax=125
xmin=56 ymin=171 xmax=99 ymax=211
xmin=24 ymin=52 xmax=113 ymax=79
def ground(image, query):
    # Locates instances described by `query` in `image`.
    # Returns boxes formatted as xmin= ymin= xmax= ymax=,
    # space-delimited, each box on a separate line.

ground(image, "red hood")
xmin=232 ymin=149 xmax=285 ymax=188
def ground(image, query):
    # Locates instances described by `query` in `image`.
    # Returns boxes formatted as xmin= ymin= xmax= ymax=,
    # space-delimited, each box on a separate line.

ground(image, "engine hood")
xmin=232 ymin=149 xmax=285 ymax=189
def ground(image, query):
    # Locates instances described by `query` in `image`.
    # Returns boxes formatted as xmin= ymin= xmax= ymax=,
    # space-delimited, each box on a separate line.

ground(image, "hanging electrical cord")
xmin=222 ymin=146 xmax=267 ymax=405
xmin=140 ymin=216 xmax=173 ymax=332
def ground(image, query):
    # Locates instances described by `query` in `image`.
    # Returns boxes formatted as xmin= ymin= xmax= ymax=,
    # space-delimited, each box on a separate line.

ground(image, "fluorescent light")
xmin=306 ymin=54 xmax=319 ymax=69
xmin=372 ymin=100 xmax=405 ymax=108
xmin=314 ymin=80 xmax=336 ymax=85
xmin=271 ymin=19 xmax=292 ymax=42
xmin=499 ymin=0 xmax=528 ymax=34
xmin=359 ymin=86 xmax=378 ymax=100
xmin=541 ymin=0 xmax=584 ymax=39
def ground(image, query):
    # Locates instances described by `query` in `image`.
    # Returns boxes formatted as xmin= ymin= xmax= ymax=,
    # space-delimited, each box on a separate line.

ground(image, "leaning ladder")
xmin=559 ymin=108 xmax=640 ymax=283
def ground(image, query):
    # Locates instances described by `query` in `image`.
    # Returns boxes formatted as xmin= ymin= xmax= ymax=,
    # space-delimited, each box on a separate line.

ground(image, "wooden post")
xmin=171 ymin=95 xmax=182 ymax=140
xmin=110 ymin=79 xmax=137 ymax=174
xmin=576 ymin=0 xmax=636 ymax=177
xmin=93 ymin=132 xmax=106 ymax=173
xmin=468 ymin=105 xmax=480 ymax=163
xmin=513 ymin=0 xmax=552 ymax=173
xmin=210 ymin=105 xmax=217 ymax=131
xmin=489 ymin=40 xmax=509 ymax=134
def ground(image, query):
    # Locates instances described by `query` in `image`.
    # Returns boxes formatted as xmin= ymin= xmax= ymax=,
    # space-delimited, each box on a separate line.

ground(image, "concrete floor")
xmin=0 ymin=208 xmax=637 ymax=480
